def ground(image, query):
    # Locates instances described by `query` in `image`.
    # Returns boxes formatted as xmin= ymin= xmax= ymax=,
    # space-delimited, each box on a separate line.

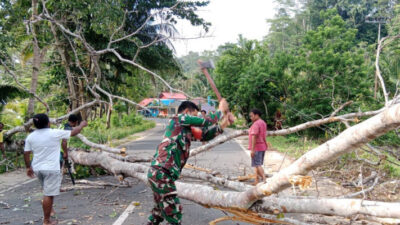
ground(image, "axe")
xmin=197 ymin=60 xmax=222 ymax=101
xmin=197 ymin=59 xmax=234 ymax=123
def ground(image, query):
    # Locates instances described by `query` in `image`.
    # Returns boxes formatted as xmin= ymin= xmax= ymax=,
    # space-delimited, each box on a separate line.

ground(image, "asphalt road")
xmin=0 ymin=119 xmax=252 ymax=225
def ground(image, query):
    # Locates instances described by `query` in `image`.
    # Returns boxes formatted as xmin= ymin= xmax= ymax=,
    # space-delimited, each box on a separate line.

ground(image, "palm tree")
xmin=0 ymin=84 xmax=29 ymax=112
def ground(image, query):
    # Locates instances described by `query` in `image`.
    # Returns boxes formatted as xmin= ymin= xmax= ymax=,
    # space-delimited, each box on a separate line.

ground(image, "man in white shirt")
xmin=24 ymin=113 xmax=87 ymax=225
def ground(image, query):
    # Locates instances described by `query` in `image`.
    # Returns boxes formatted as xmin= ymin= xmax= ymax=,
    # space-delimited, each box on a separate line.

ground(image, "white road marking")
xmin=112 ymin=201 xmax=137 ymax=225
xmin=0 ymin=178 xmax=37 ymax=194
xmin=234 ymin=138 xmax=251 ymax=158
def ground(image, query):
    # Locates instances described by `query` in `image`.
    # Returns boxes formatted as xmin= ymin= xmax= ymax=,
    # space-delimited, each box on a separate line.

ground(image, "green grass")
xmin=357 ymin=150 xmax=400 ymax=178
xmin=267 ymin=135 xmax=320 ymax=158
xmin=69 ymin=116 xmax=155 ymax=149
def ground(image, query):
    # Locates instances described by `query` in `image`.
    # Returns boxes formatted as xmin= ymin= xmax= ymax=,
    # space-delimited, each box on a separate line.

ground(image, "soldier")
xmin=147 ymin=99 xmax=232 ymax=225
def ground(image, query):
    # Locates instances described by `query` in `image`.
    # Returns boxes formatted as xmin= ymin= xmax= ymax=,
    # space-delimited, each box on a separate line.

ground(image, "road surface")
xmin=0 ymin=119 xmax=252 ymax=225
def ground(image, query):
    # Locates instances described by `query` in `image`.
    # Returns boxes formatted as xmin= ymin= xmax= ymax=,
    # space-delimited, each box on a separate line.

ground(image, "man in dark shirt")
xmin=60 ymin=115 xmax=79 ymax=166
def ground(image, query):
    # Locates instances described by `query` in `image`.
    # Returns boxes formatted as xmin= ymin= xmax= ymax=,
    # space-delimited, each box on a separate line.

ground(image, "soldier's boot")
xmin=147 ymin=208 xmax=164 ymax=225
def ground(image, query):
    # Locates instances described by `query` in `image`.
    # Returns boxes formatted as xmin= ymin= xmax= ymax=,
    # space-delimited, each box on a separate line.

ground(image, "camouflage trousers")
xmin=147 ymin=167 xmax=182 ymax=225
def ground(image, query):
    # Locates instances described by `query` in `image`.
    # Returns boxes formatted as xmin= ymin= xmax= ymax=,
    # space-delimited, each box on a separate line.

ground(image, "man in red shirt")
xmin=248 ymin=109 xmax=268 ymax=185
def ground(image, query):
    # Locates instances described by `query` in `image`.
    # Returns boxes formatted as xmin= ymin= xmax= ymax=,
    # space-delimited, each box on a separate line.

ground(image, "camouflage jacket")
xmin=151 ymin=111 xmax=223 ymax=179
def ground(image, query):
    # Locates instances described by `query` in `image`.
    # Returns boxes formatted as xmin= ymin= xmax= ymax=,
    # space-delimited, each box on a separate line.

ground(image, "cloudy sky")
xmin=171 ymin=0 xmax=277 ymax=56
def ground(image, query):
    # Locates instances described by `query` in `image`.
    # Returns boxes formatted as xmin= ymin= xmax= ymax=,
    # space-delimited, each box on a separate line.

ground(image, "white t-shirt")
xmin=24 ymin=128 xmax=71 ymax=171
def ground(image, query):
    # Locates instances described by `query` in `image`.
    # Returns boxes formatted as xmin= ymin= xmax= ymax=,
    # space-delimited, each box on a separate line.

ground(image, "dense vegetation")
xmin=0 ymin=0 xmax=208 ymax=173
xmin=177 ymin=0 xmax=400 ymax=176
xmin=0 ymin=0 xmax=210 ymax=127
xmin=1 ymin=1 xmax=400 ymax=175
xmin=179 ymin=0 xmax=400 ymax=133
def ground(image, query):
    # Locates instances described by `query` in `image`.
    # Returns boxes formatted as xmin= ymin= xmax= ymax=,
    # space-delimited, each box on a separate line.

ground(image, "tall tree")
xmin=26 ymin=0 xmax=48 ymax=118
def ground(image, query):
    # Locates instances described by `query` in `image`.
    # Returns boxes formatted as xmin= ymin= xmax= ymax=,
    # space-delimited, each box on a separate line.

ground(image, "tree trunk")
xmin=49 ymin=22 xmax=78 ymax=110
xmin=27 ymin=0 xmax=47 ymax=118
xmin=106 ymin=102 xmax=112 ymax=129
xmin=100 ymin=103 xmax=104 ymax=118
xmin=66 ymin=104 xmax=400 ymax=220
xmin=190 ymin=108 xmax=383 ymax=157
xmin=262 ymin=99 xmax=269 ymax=119
xmin=68 ymin=147 xmax=400 ymax=219
xmin=236 ymin=103 xmax=400 ymax=208
xmin=78 ymin=79 xmax=87 ymax=120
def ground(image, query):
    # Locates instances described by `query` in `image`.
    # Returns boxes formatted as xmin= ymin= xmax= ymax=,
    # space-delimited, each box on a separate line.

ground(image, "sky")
xmin=171 ymin=0 xmax=277 ymax=57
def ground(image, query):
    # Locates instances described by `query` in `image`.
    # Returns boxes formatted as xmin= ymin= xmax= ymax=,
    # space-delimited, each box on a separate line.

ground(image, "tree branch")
xmin=190 ymin=108 xmax=383 ymax=156
xmin=330 ymin=100 xmax=353 ymax=117
xmin=75 ymin=134 xmax=122 ymax=154
xmin=237 ymin=103 xmax=400 ymax=208
xmin=375 ymin=34 xmax=400 ymax=106
xmin=95 ymin=85 xmax=148 ymax=110
xmin=339 ymin=176 xmax=379 ymax=199
xmin=4 ymin=100 xmax=100 ymax=139
xmin=69 ymin=133 xmax=400 ymax=219
xmin=40 ymin=1 xmax=192 ymax=100
xmin=106 ymin=49 xmax=192 ymax=98
xmin=0 ymin=59 xmax=50 ymax=114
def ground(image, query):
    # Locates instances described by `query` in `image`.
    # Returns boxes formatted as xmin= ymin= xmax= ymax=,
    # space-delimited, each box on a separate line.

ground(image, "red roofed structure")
xmin=139 ymin=98 xmax=155 ymax=107
xmin=159 ymin=92 xmax=187 ymax=100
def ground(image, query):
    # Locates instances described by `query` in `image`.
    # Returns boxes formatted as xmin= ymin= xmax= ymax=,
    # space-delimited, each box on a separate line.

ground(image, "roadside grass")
xmin=69 ymin=119 xmax=155 ymax=149
xmin=267 ymin=135 xmax=320 ymax=158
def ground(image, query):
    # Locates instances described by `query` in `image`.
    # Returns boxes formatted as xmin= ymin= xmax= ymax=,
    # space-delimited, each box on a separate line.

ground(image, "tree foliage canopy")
xmin=177 ymin=1 xmax=400 ymax=135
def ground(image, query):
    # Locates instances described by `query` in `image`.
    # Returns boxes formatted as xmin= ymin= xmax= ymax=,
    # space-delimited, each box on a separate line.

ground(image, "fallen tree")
xmin=190 ymin=107 xmax=383 ymax=156
xmin=2 ymin=1 xmax=400 ymax=223
xmin=72 ymin=152 xmax=400 ymax=220
xmin=65 ymin=102 xmax=400 ymax=222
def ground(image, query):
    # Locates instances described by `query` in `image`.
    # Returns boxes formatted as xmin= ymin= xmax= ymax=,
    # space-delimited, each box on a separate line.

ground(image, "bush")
xmin=228 ymin=116 xmax=247 ymax=129
xmin=372 ymin=131 xmax=400 ymax=146
xmin=73 ymin=165 xmax=108 ymax=179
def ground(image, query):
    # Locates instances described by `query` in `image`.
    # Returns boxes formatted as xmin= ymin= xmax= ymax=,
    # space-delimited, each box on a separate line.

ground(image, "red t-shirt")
xmin=248 ymin=119 xmax=268 ymax=151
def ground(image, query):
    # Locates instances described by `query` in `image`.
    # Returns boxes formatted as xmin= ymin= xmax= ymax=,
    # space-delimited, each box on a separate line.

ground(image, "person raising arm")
xmin=24 ymin=114 xmax=87 ymax=225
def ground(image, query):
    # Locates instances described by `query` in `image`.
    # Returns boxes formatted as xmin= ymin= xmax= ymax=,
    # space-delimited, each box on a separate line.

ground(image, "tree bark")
xmin=49 ymin=22 xmax=78 ymax=110
xmin=68 ymin=148 xmax=400 ymax=219
xmin=75 ymin=134 xmax=122 ymax=154
xmin=69 ymin=103 xmax=400 ymax=218
xmin=106 ymin=102 xmax=112 ymax=129
xmin=27 ymin=0 xmax=47 ymax=118
xmin=237 ymin=103 xmax=400 ymax=208
xmin=78 ymin=79 xmax=87 ymax=120
xmin=190 ymin=108 xmax=383 ymax=156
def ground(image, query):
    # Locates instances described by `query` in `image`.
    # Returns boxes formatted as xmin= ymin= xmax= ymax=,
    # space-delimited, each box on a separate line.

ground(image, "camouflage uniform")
xmin=147 ymin=111 xmax=223 ymax=225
